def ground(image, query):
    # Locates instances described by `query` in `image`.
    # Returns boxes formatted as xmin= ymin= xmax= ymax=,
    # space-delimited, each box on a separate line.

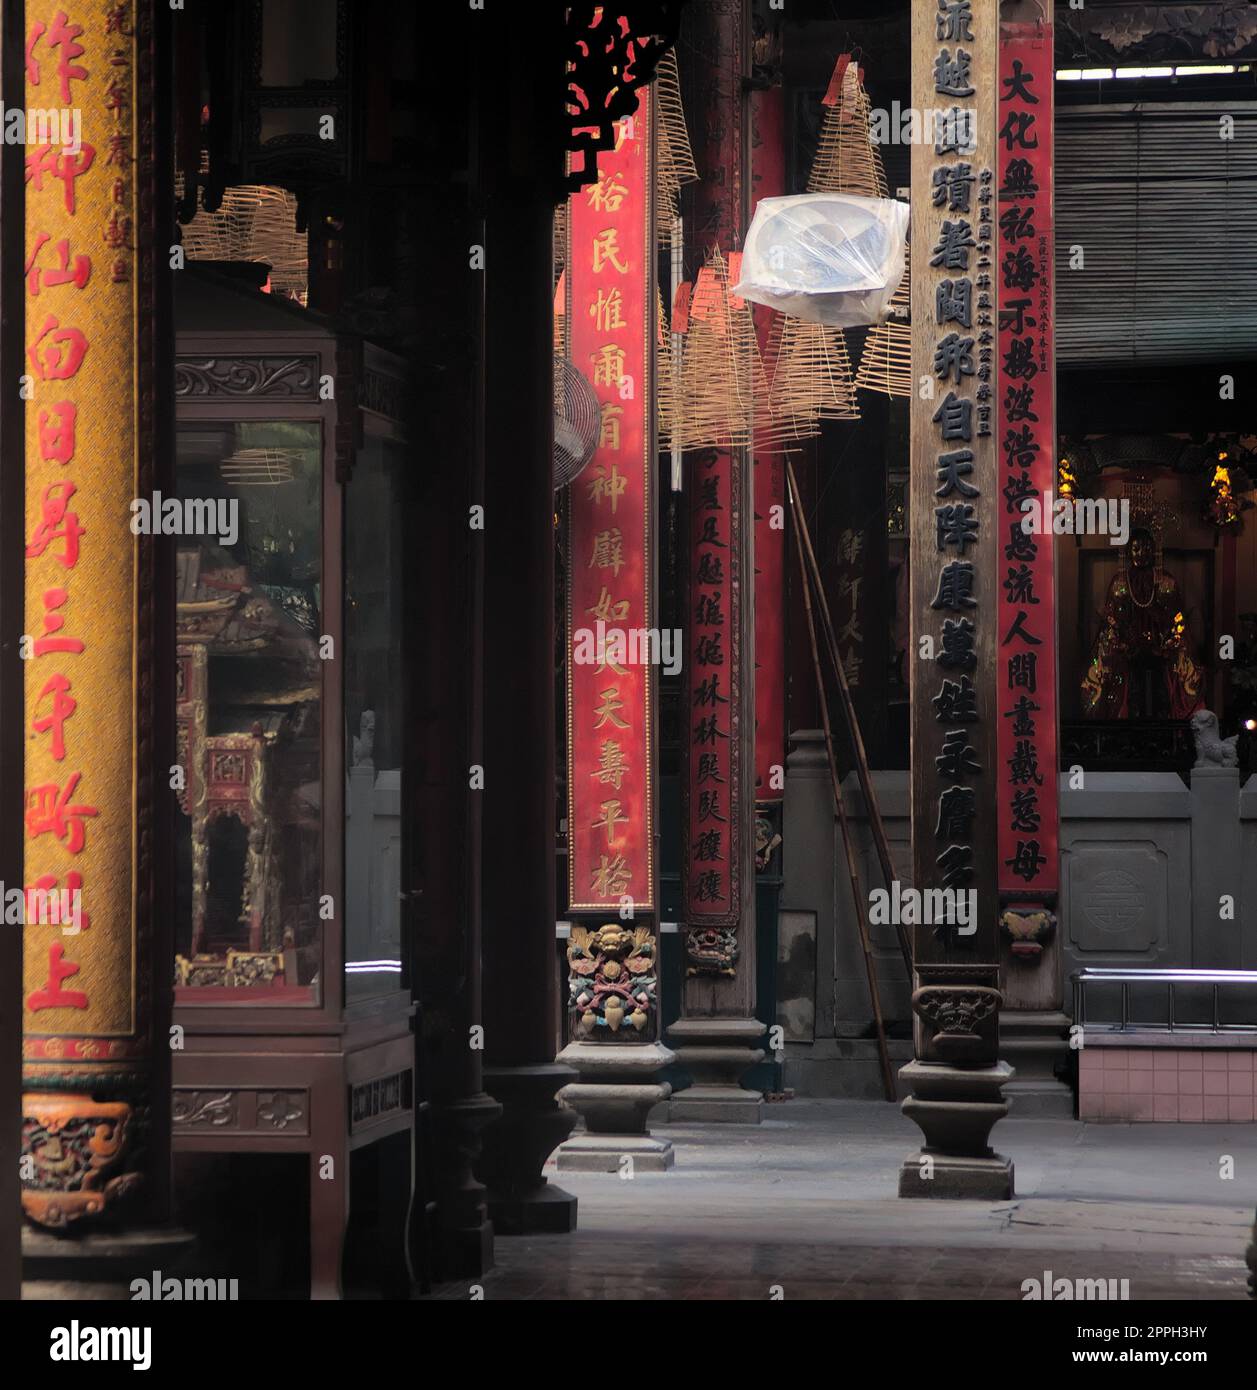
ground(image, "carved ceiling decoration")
xmin=564 ymin=3 xmax=684 ymax=193
xmin=1059 ymin=433 xmax=1257 ymax=482
xmin=1057 ymin=3 xmax=1257 ymax=66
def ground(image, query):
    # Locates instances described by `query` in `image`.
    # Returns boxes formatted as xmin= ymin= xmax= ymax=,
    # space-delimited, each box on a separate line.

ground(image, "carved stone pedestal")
xmin=477 ymin=1063 xmax=578 ymax=1234
xmin=555 ymin=1041 xmax=675 ymax=1173
xmin=430 ymin=1091 xmax=501 ymax=1277
xmin=667 ymin=1018 xmax=765 ymax=1123
xmin=898 ymin=1060 xmax=1015 ymax=1200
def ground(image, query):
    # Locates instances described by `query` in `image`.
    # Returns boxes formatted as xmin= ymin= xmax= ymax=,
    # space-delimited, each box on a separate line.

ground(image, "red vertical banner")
xmin=566 ymin=104 xmax=656 ymax=915
xmin=680 ymin=260 xmax=744 ymax=931
xmin=751 ymin=84 xmax=786 ymax=805
xmin=996 ymin=20 xmax=1058 ymax=899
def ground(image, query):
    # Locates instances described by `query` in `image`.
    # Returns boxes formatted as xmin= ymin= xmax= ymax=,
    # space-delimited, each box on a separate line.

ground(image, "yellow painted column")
xmin=22 ymin=0 xmax=168 ymax=1231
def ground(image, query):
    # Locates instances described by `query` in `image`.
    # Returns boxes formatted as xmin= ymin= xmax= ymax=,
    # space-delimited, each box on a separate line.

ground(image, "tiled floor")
xmin=429 ymin=1099 xmax=1257 ymax=1300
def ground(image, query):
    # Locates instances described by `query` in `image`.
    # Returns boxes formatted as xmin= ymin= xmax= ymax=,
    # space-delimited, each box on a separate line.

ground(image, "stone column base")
xmin=556 ymin=1130 xmax=675 ymax=1173
xmin=898 ymin=1060 xmax=1015 ymax=1201
xmin=477 ymin=1064 xmax=577 ymax=1235
xmin=22 ymin=1225 xmax=197 ymax=1299
xmin=666 ymin=1017 xmax=765 ymax=1124
xmin=555 ymin=1041 xmax=676 ymax=1173
xmin=430 ymin=1090 xmax=501 ymax=1278
xmin=897 ymin=1152 xmax=1015 ymax=1200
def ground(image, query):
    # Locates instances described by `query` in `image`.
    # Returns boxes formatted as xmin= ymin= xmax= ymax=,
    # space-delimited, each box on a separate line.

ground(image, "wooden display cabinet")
xmin=171 ymin=265 xmax=414 ymax=1297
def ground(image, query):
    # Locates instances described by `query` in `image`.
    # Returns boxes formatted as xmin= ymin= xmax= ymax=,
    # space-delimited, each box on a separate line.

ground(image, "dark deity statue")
xmin=1081 ymin=528 xmax=1205 ymax=720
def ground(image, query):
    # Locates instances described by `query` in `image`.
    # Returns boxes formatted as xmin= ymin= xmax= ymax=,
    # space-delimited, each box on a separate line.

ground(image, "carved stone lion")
xmin=1190 ymin=709 xmax=1238 ymax=768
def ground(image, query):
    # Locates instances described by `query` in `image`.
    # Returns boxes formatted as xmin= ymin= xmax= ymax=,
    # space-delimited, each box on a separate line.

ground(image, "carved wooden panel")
xmin=174 ymin=356 xmax=321 ymax=399
xmin=172 ymin=1087 xmax=309 ymax=1136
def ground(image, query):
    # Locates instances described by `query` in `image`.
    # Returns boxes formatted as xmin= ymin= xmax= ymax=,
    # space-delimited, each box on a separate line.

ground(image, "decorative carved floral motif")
xmin=684 ymin=924 xmax=739 ymax=978
xmin=568 ymin=923 xmax=658 ymax=1038
xmin=172 ymin=1091 xmax=237 ymax=1128
xmin=257 ymin=1092 xmax=305 ymax=1130
xmin=1094 ymin=14 xmax=1155 ymax=52
xmin=1000 ymin=907 xmax=1057 ymax=962
xmin=565 ymin=3 xmax=682 ymax=192
xmin=912 ymin=985 xmax=1002 ymax=1062
xmin=174 ymin=355 xmax=320 ymax=399
xmin=1062 ymin=4 xmax=1257 ymax=64
xmin=21 ymin=1093 xmax=141 ymax=1230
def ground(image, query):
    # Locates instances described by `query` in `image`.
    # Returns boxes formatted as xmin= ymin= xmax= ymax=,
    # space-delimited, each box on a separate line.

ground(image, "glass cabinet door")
xmin=343 ymin=432 xmax=404 ymax=1000
xmin=173 ymin=420 xmax=324 ymax=1003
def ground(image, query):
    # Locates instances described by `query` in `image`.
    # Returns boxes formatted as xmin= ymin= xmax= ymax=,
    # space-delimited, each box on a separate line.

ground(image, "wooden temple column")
xmin=473 ymin=0 xmax=579 ymax=1233
xmin=408 ymin=4 xmax=500 ymax=1277
xmin=20 ymin=0 xmax=192 ymax=1284
xmin=666 ymin=0 xmax=765 ymax=1124
xmin=900 ymin=0 xmax=1014 ymax=1198
xmin=551 ymin=6 xmax=689 ymax=1177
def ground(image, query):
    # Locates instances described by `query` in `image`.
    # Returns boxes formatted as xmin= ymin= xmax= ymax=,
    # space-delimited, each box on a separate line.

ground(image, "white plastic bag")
xmin=732 ymin=192 xmax=910 ymax=328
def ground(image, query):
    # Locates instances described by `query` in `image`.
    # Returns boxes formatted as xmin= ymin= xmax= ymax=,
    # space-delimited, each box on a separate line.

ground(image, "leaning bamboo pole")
xmin=789 ymin=468 xmax=895 ymax=1102
xmin=785 ymin=454 xmax=913 ymax=982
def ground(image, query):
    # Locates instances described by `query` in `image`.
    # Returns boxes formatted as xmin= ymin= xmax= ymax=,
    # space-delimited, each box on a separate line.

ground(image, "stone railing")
xmin=779 ymin=730 xmax=1257 ymax=1098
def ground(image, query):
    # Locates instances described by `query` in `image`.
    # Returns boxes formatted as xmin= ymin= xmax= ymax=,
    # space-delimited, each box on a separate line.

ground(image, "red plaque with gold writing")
xmin=565 ymin=102 xmax=657 ymax=915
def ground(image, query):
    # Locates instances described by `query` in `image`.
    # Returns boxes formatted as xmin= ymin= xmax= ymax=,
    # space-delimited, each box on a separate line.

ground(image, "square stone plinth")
xmin=898 ymin=1152 xmax=1015 ymax=1200
xmin=669 ymin=1086 xmax=764 ymax=1124
xmin=555 ymin=1133 xmax=675 ymax=1173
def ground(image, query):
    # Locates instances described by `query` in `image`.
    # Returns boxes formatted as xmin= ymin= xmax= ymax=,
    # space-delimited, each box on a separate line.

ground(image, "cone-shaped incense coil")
xmin=657 ymin=286 xmax=679 ymax=452
xmin=808 ymin=61 xmax=887 ymax=199
xmin=855 ymin=242 xmax=912 ymax=399
xmin=654 ymin=48 xmax=699 ymax=245
xmin=807 ymin=58 xmax=897 ymax=403
xmin=771 ymin=316 xmax=861 ymax=428
xmin=753 ymin=310 xmax=816 ymax=450
xmin=181 ymin=182 xmax=309 ymax=304
xmin=677 ymin=248 xmax=762 ymax=450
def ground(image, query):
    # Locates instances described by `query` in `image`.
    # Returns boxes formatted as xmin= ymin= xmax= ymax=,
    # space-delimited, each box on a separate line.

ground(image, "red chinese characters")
xmin=27 ymin=942 xmax=89 ymax=1012
xmin=566 ymin=104 xmax=656 ymax=914
xmin=26 ymin=771 xmax=98 ymax=853
xmin=26 ymin=11 xmax=89 ymax=103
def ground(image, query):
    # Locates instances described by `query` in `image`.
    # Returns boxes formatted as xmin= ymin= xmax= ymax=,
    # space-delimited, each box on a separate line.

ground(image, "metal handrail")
xmin=1072 ymin=967 xmax=1257 ymax=1035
